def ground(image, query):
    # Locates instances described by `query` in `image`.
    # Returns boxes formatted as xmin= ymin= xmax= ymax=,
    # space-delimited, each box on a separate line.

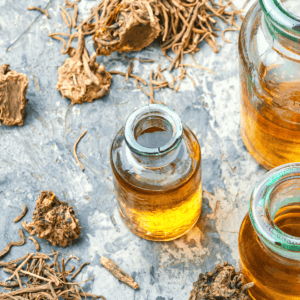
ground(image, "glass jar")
xmin=239 ymin=0 xmax=300 ymax=170
xmin=110 ymin=104 xmax=202 ymax=241
xmin=239 ymin=163 xmax=300 ymax=299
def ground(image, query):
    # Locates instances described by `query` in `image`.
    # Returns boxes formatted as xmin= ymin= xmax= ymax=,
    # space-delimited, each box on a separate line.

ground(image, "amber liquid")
xmin=240 ymin=59 xmax=300 ymax=170
xmin=112 ymin=129 xmax=202 ymax=241
xmin=239 ymin=204 xmax=300 ymax=299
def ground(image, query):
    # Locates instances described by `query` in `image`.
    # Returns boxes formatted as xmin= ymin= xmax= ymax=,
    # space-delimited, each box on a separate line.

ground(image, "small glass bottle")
xmin=110 ymin=104 xmax=202 ymax=241
xmin=239 ymin=0 xmax=300 ymax=169
xmin=239 ymin=163 xmax=300 ymax=299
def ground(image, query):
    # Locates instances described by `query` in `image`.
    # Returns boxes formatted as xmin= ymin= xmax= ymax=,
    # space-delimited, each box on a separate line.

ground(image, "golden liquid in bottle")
xmin=240 ymin=61 xmax=300 ymax=170
xmin=239 ymin=203 xmax=300 ymax=299
xmin=112 ymin=127 xmax=202 ymax=241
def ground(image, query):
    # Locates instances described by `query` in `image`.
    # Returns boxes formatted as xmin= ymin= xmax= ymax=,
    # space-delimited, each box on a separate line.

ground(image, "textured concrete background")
xmin=0 ymin=0 xmax=264 ymax=299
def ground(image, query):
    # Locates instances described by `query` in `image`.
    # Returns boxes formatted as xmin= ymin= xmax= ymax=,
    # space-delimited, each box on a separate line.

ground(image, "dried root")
xmin=27 ymin=7 xmax=50 ymax=18
xmin=0 ymin=251 xmax=105 ymax=300
xmin=94 ymin=0 xmax=161 ymax=55
xmin=25 ymin=191 xmax=81 ymax=247
xmin=0 ymin=65 xmax=29 ymax=126
xmin=188 ymin=263 xmax=254 ymax=300
xmin=0 ymin=229 xmax=26 ymax=259
xmin=56 ymin=30 xmax=112 ymax=105
xmin=73 ymin=130 xmax=87 ymax=171
xmin=28 ymin=237 xmax=40 ymax=251
xmin=100 ymin=256 xmax=139 ymax=290
xmin=14 ymin=204 xmax=28 ymax=223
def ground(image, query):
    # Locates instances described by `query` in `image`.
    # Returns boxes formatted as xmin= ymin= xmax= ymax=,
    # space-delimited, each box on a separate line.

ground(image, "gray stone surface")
xmin=0 ymin=0 xmax=263 ymax=299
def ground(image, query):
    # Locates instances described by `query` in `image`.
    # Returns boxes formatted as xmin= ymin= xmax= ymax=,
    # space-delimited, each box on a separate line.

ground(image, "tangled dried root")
xmin=94 ymin=0 xmax=161 ymax=55
xmin=57 ymin=30 xmax=112 ymax=105
xmin=0 ymin=65 xmax=29 ymax=126
xmin=24 ymin=191 xmax=81 ymax=247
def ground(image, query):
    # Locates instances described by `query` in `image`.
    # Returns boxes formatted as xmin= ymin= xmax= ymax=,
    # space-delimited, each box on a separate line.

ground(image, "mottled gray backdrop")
xmin=0 ymin=0 xmax=263 ymax=299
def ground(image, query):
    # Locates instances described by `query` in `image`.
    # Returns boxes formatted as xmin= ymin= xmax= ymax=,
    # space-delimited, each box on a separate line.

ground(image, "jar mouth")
xmin=260 ymin=0 xmax=300 ymax=38
xmin=124 ymin=104 xmax=183 ymax=156
xmin=250 ymin=163 xmax=300 ymax=260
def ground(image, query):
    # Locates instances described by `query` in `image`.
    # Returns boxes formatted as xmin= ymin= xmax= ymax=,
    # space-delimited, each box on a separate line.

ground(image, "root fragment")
xmin=0 ymin=229 xmax=26 ymax=258
xmin=14 ymin=204 xmax=28 ymax=223
xmin=70 ymin=262 xmax=89 ymax=279
xmin=100 ymin=256 xmax=139 ymax=290
xmin=73 ymin=131 xmax=87 ymax=171
xmin=28 ymin=237 xmax=40 ymax=251
xmin=27 ymin=7 xmax=50 ymax=18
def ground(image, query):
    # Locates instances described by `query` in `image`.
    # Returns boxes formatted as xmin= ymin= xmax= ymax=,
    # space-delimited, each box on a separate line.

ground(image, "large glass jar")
xmin=239 ymin=0 xmax=300 ymax=170
xmin=110 ymin=104 xmax=202 ymax=241
xmin=239 ymin=163 xmax=300 ymax=299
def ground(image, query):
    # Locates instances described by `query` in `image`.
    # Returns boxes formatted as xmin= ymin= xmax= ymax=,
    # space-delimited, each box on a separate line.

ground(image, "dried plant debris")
xmin=14 ymin=204 xmax=28 ymax=223
xmin=100 ymin=256 xmax=139 ymax=290
xmin=27 ymin=6 xmax=50 ymax=18
xmin=93 ymin=0 xmax=161 ymax=55
xmin=22 ymin=191 xmax=81 ymax=247
xmin=73 ymin=130 xmax=87 ymax=171
xmin=188 ymin=263 xmax=254 ymax=300
xmin=0 ymin=229 xmax=26 ymax=259
xmin=28 ymin=237 xmax=40 ymax=251
xmin=0 ymin=65 xmax=29 ymax=126
xmin=56 ymin=30 xmax=112 ymax=104
xmin=0 ymin=251 xmax=106 ymax=300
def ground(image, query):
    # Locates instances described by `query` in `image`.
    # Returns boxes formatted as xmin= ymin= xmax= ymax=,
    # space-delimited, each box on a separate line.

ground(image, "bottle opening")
xmin=125 ymin=104 xmax=182 ymax=156
xmin=134 ymin=116 xmax=174 ymax=149
xmin=281 ymin=0 xmax=300 ymax=18
xmin=250 ymin=163 xmax=300 ymax=260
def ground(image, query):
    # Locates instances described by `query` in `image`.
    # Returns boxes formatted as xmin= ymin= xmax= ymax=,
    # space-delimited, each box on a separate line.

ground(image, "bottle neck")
xmin=250 ymin=163 xmax=300 ymax=261
xmin=261 ymin=0 xmax=300 ymax=55
xmin=124 ymin=104 xmax=183 ymax=168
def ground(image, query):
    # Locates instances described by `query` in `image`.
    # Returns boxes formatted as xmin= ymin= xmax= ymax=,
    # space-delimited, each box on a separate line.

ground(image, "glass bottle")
xmin=239 ymin=163 xmax=300 ymax=299
xmin=110 ymin=104 xmax=202 ymax=241
xmin=239 ymin=0 xmax=300 ymax=170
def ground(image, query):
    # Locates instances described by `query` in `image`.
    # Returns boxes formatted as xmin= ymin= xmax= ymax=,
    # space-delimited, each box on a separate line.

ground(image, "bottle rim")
xmin=260 ymin=0 xmax=300 ymax=40
xmin=124 ymin=104 xmax=183 ymax=156
xmin=250 ymin=162 xmax=300 ymax=260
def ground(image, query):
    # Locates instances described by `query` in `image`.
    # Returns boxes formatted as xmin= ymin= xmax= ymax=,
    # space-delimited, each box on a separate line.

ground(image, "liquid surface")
xmin=274 ymin=203 xmax=300 ymax=237
xmin=136 ymin=126 xmax=173 ymax=149
xmin=239 ymin=212 xmax=300 ymax=299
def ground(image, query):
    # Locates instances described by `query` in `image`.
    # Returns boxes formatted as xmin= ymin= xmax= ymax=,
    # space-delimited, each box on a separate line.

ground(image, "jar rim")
xmin=260 ymin=0 xmax=300 ymax=36
xmin=124 ymin=104 xmax=183 ymax=156
xmin=250 ymin=163 xmax=300 ymax=260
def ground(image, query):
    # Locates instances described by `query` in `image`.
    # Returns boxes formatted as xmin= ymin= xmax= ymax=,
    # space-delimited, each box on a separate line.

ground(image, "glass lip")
xmin=260 ymin=0 xmax=300 ymax=34
xmin=124 ymin=104 xmax=183 ymax=156
xmin=250 ymin=162 xmax=300 ymax=260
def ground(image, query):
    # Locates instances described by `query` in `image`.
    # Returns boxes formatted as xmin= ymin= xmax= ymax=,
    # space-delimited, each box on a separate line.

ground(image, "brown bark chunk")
xmin=100 ymin=256 xmax=139 ymax=290
xmin=188 ymin=263 xmax=254 ymax=300
xmin=56 ymin=30 xmax=112 ymax=105
xmin=94 ymin=0 xmax=161 ymax=56
xmin=26 ymin=191 xmax=81 ymax=247
xmin=0 ymin=65 xmax=29 ymax=126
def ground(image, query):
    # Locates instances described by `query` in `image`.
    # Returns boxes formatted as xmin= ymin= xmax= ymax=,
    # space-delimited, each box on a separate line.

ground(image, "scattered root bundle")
xmin=56 ymin=30 xmax=112 ymax=105
xmin=22 ymin=191 xmax=81 ymax=247
xmin=0 ymin=65 xmax=29 ymax=126
xmin=0 ymin=251 xmax=106 ymax=300
xmin=188 ymin=263 xmax=254 ymax=300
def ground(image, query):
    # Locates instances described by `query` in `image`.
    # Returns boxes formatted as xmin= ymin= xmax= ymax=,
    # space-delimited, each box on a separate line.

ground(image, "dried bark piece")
xmin=188 ymin=263 xmax=254 ymax=300
xmin=100 ymin=256 xmax=139 ymax=290
xmin=0 ymin=65 xmax=29 ymax=126
xmin=26 ymin=191 xmax=81 ymax=247
xmin=27 ymin=7 xmax=50 ymax=18
xmin=94 ymin=0 xmax=161 ymax=55
xmin=28 ymin=237 xmax=40 ymax=251
xmin=0 ymin=229 xmax=26 ymax=259
xmin=56 ymin=30 xmax=112 ymax=105
xmin=14 ymin=204 xmax=28 ymax=223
